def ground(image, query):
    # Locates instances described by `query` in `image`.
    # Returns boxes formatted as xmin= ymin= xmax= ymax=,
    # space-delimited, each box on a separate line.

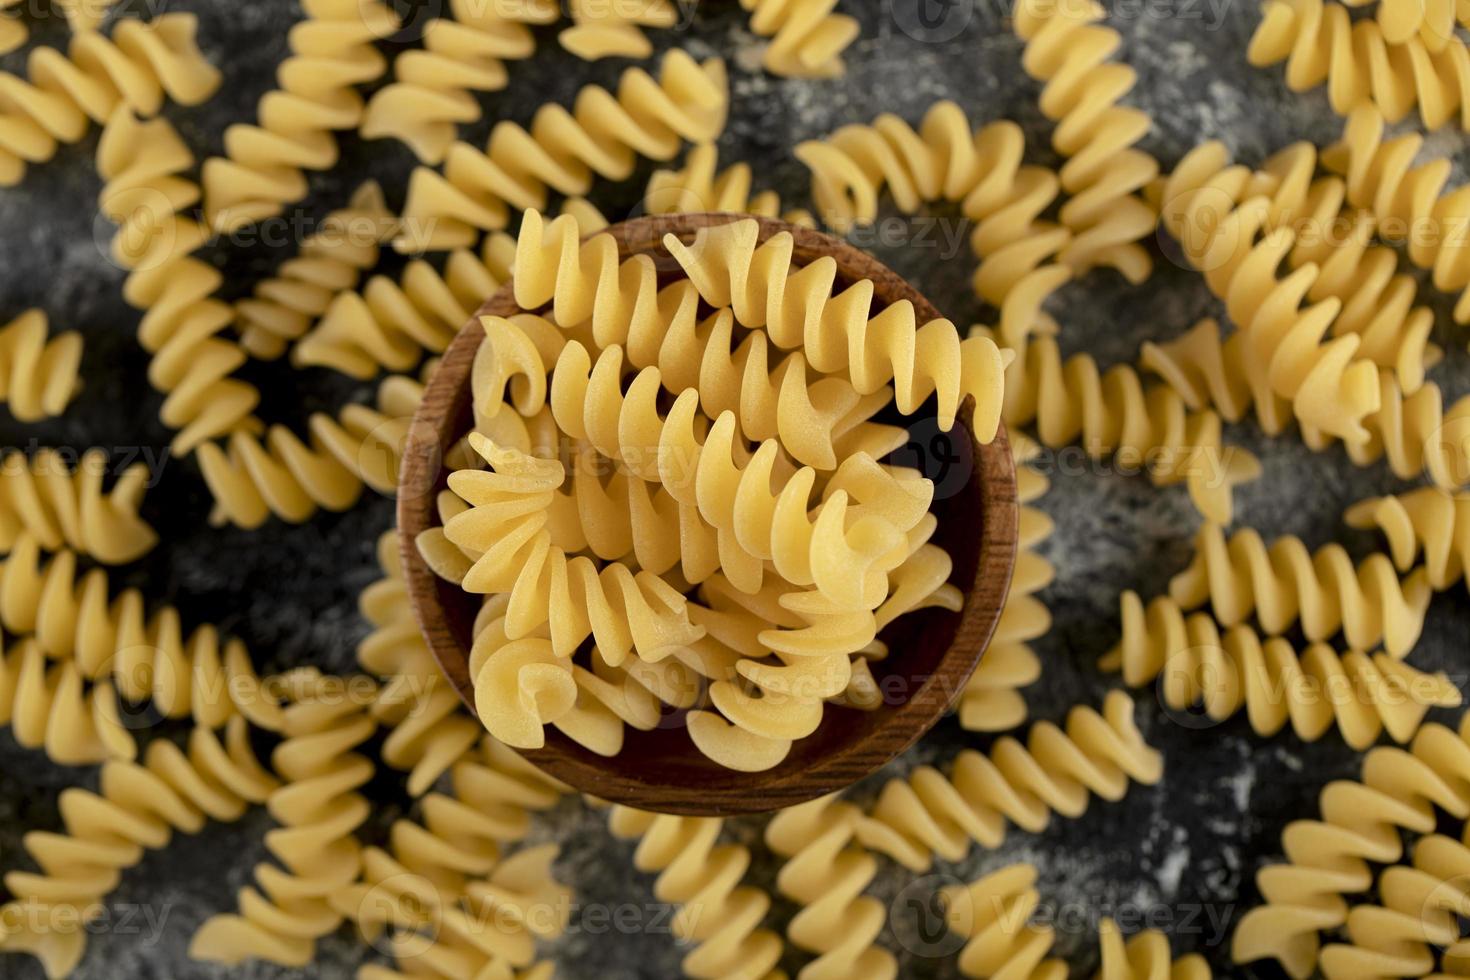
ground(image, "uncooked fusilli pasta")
xmin=608 ymin=806 xmax=786 ymax=980
xmin=740 ymin=0 xmax=859 ymax=78
xmin=856 ymin=691 xmax=1163 ymax=871
xmin=1013 ymin=0 xmax=1161 ymax=281
xmin=361 ymin=0 xmax=558 ymax=163
xmin=1232 ymin=715 xmax=1470 ymax=977
xmin=232 ymin=181 xmax=396 ymax=361
xmin=1104 ymin=590 xmax=1456 ymax=748
xmin=0 ymin=719 xmax=277 ymax=978
xmin=0 ymin=309 xmax=82 ymax=421
xmin=1346 ymin=486 xmax=1470 ymax=593
xmin=0 ymin=13 xmax=220 ymax=186
xmin=200 ymin=0 xmax=400 ymax=229
xmin=0 ymin=447 xmax=156 ymax=563
xmin=645 ymin=143 xmax=814 ymax=224
xmin=395 ymin=50 xmax=729 ymax=252
xmin=1170 ymin=522 xmax=1432 ymax=656
xmin=560 ymin=0 xmax=676 ymax=61
xmin=1249 ymin=0 xmax=1470 ymax=131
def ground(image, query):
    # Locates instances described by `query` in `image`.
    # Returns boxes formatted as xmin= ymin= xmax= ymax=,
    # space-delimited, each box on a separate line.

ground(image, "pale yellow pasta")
xmin=0 ymin=532 xmax=282 ymax=735
xmin=356 ymin=532 xmax=481 ymax=795
xmin=1249 ymin=0 xmax=1470 ymax=131
xmin=1346 ymin=486 xmax=1470 ymax=593
xmin=0 ymin=635 xmax=132 ymax=766
xmin=0 ymin=718 xmax=277 ymax=979
xmin=395 ymin=50 xmax=728 ymax=252
xmin=190 ymin=674 xmax=380 ymax=967
xmin=0 ymin=309 xmax=82 ymax=421
xmin=1013 ymin=0 xmax=1160 ymax=281
xmin=197 ymin=370 xmax=428 ymax=529
xmin=970 ymin=325 xmax=1262 ymax=526
xmin=797 ymin=102 xmax=1073 ymax=341
xmin=361 ymin=0 xmax=558 ymax=163
xmin=295 ymin=230 xmax=516 ymax=379
xmin=740 ymin=0 xmax=859 ymax=78
xmin=95 ymin=108 xmax=262 ymax=456
xmin=0 ymin=13 xmax=220 ymax=186
xmin=201 ymin=0 xmax=401 ymax=229
xmin=1317 ymin=832 xmax=1470 ymax=980
xmin=1170 ymin=522 xmax=1431 ymax=657
xmin=1325 ymin=106 xmax=1470 ymax=323
xmin=1232 ymin=715 xmax=1470 ymax=977
xmin=0 ymin=447 xmax=156 ymax=563
xmin=645 ymin=143 xmax=815 ymax=225
xmin=764 ymin=794 xmax=896 ymax=978
xmin=958 ymin=436 xmax=1053 ymax=732
xmin=232 ymin=181 xmax=396 ymax=361
xmin=560 ymin=0 xmax=677 ymax=61
xmin=1153 ymin=143 xmax=1387 ymax=445
xmin=664 ymin=218 xmax=1010 ymax=436
xmin=607 ymin=806 xmax=786 ymax=980
xmin=1103 ymin=591 xmax=1457 ymax=748
xmin=940 ymin=863 xmax=1067 ymax=979
xmin=0 ymin=0 xmax=25 ymax=55
xmin=1157 ymin=136 xmax=1470 ymax=474
xmin=1095 ymin=919 xmax=1213 ymax=980
xmin=856 ymin=690 xmax=1163 ymax=871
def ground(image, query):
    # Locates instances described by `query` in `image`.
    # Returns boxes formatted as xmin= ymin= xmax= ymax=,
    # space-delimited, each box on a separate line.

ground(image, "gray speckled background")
xmin=0 ymin=0 xmax=1467 ymax=977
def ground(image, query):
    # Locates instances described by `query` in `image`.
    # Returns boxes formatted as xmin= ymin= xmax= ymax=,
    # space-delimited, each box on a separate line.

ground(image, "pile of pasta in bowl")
xmin=414 ymin=211 xmax=1011 ymax=772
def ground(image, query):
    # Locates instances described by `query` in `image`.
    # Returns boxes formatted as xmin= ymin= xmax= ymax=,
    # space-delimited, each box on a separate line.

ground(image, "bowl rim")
xmin=397 ymin=211 xmax=1019 ymax=816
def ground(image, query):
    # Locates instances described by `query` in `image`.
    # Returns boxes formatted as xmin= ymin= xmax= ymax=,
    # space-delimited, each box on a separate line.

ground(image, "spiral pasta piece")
xmin=1315 ymin=831 xmax=1470 ymax=980
xmin=200 ymin=0 xmax=400 ymax=230
xmin=357 ymin=532 xmax=482 ymax=796
xmin=189 ymin=675 xmax=380 ymax=967
xmin=0 ymin=718 xmax=277 ymax=979
xmin=607 ymin=806 xmax=786 ymax=980
xmin=560 ymin=0 xmax=677 ymax=61
xmin=232 ymin=181 xmax=396 ymax=361
xmin=95 ymin=107 xmax=263 ymax=456
xmin=395 ymin=50 xmax=728 ymax=252
xmin=1095 ymin=919 xmax=1214 ymax=980
xmin=645 ymin=143 xmax=815 ymax=225
xmin=294 ymin=195 xmax=606 ymax=379
xmin=958 ymin=437 xmax=1053 ymax=732
xmin=1103 ymin=591 xmax=1458 ymax=748
xmin=740 ymin=0 xmax=859 ymax=78
xmin=0 ymin=532 xmax=284 ymax=737
xmin=1170 ymin=522 xmax=1432 ymax=656
xmin=197 ymin=369 xmax=427 ymax=529
xmin=662 ymin=217 xmax=1010 ymax=436
xmin=0 ymin=635 xmax=133 ymax=766
xmin=0 ymin=13 xmax=220 ymax=186
xmin=1232 ymin=715 xmax=1470 ymax=977
xmin=1346 ymin=486 xmax=1470 ymax=592
xmin=1012 ymin=0 xmax=1160 ymax=281
xmin=1324 ymin=105 xmax=1470 ymax=324
xmin=795 ymin=102 xmax=1074 ymax=341
xmin=361 ymin=0 xmax=558 ymax=163
xmin=1154 ymin=144 xmax=1388 ymax=444
xmin=0 ymin=447 xmax=156 ymax=563
xmin=0 ymin=0 xmax=26 ymax=56
xmin=0 ymin=309 xmax=82 ymax=421
xmin=853 ymin=690 xmax=1163 ymax=872
xmin=764 ymin=794 xmax=897 ymax=979
xmin=940 ymin=863 xmax=1066 ymax=979
xmin=974 ymin=326 xmax=1261 ymax=526
xmin=1345 ymin=0 xmax=1470 ymax=49
xmin=1249 ymin=0 xmax=1470 ymax=131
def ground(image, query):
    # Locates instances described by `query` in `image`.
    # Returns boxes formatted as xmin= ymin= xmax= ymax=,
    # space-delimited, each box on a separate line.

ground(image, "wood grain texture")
xmin=398 ymin=212 xmax=1019 ymax=816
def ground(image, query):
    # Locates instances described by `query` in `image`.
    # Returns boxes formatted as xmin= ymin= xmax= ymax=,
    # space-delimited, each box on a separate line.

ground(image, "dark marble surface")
xmin=0 ymin=0 xmax=1467 ymax=977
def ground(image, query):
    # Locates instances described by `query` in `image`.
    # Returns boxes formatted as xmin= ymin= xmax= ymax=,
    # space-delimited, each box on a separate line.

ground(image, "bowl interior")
xmin=397 ymin=212 xmax=1018 ymax=816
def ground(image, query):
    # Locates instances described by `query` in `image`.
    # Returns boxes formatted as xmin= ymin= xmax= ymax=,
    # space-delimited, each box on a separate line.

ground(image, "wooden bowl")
xmin=397 ymin=212 xmax=1018 ymax=817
